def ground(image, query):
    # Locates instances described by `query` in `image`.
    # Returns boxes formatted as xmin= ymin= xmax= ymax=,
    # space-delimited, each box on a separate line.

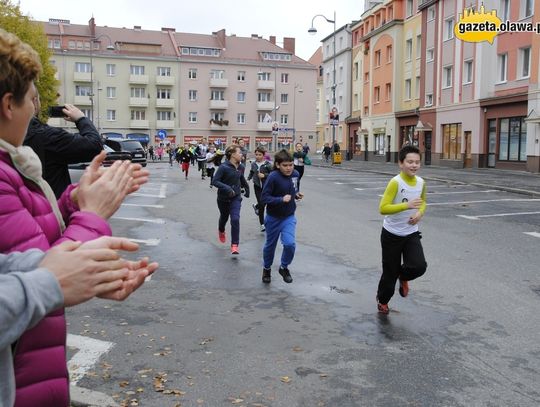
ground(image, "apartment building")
xmin=42 ymin=18 xmax=317 ymax=151
xmin=308 ymin=47 xmax=325 ymax=151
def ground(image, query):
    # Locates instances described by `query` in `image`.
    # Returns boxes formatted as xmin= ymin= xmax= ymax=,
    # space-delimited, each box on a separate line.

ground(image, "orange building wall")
xmin=372 ymin=35 xmax=394 ymax=116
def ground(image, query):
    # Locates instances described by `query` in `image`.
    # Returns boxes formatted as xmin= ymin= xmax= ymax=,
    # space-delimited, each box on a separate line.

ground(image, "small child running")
xmin=247 ymin=146 xmax=273 ymax=232
xmin=376 ymin=145 xmax=427 ymax=314
xmin=261 ymin=149 xmax=303 ymax=284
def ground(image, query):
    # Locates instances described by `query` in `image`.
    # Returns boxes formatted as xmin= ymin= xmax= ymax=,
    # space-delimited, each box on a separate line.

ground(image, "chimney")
xmin=251 ymin=34 xmax=259 ymax=38
xmin=134 ymin=25 xmax=142 ymax=30
xmin=214 ymin=28 xmax=226 ymax=49
xmin=283 ymin=37 xmax=295 ymax=55
xmin=161 ymin=27 xmax=176 ymax=32
xmin=88 ymin=17 xmax=96 ymax=38
xmin=269 ymin=36 xmax=276 ymax=45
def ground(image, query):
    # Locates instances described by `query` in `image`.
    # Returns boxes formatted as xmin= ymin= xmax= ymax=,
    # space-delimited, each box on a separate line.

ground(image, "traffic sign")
xmin=157 ymin=129 xmax=167 ymax=140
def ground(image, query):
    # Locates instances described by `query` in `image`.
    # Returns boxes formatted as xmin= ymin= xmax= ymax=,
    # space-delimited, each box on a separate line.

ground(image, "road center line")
xmin=67 ymin=334 xmax=114 ymax=385
xmin=112 ymin=216 xmax=165 ymax=224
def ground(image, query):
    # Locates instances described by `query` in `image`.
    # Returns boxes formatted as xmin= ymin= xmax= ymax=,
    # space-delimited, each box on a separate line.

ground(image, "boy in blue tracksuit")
xmin=212 ymin=145 xmax=250 ymax=255
xmin=261 ymin=150 xmax=303 ymax=284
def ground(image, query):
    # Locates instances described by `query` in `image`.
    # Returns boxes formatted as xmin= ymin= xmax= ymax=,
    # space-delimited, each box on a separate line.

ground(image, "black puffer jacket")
xmin=212 ymin=160 xmax=250 ymax=201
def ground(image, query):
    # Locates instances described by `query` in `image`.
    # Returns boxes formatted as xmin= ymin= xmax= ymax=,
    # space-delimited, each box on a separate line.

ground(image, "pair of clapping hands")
xmin=70 ymin=151 xmax=149 ymax=219
xmin=40 ymin=237 xmax=158 ymax=306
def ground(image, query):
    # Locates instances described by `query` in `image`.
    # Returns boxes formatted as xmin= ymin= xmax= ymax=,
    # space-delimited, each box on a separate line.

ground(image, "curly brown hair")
xmin=0 ymin=29 xmax=42 ymax=104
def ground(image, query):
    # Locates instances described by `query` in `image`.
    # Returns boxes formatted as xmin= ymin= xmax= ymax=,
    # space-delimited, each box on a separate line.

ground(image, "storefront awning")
xmin=102 ymin=132 xmax=123 ymax=140
xmin=126 ymin=133 xmax=150 ymax=143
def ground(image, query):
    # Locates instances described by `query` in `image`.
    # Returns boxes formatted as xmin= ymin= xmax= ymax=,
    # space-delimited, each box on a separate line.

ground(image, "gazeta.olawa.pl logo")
xmin=454 ymin=5 xmax=539 ymax=44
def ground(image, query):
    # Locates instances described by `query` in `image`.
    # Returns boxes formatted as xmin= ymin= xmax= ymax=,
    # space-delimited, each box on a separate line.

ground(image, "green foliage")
xmin=0 ymin=0 xmax=58 ymax=119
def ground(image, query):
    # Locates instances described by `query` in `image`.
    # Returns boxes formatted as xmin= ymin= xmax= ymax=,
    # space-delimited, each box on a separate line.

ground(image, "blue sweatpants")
xmin=217 ymin=197 xmax=242 ymax=245
xmin=263 ymin=214 xmax=297 ymax=269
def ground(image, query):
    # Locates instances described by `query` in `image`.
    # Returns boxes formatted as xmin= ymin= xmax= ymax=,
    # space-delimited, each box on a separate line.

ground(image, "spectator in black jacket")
xmin=24 ymin=94 xmax=103 ymax=197
xmin=212 ymin=144 xmax=250 ymax=255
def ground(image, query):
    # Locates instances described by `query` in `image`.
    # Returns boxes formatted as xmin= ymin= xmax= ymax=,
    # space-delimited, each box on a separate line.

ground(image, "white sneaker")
xmin=260 ymin=224 xmax=266 ymax=232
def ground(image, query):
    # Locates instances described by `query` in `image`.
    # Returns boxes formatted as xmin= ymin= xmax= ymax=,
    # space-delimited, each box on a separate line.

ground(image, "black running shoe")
xmin=262 ymin=267 xmax=271 ymax=283
xmin=278 ymin=266 xmax=293 ymax=283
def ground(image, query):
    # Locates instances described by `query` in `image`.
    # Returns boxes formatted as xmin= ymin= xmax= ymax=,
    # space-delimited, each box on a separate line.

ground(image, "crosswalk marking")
xmin=67 ymin=334 xmax=114 ymax=385
xmin=457 ymin=211 xmax=540 ymax=220
xmin=112 ymin=216 xmax=165 ymax=224
xmin=429 ymin=198 xmax=540 ymax=206
xmin=524 ymin=232 xmax=540 ymax=239
xmin=128 ymin=238 xmax=161 ymax=246
xmin=121 ymin=203 xmax=164 ymax=208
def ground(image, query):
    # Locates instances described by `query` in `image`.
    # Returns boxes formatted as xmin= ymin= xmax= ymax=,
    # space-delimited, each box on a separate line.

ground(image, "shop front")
xmin=255 ymin=137 xmax=273 ymax=152
xmin=208 ymin=135 xmax=226 ymax=148
xmin=127 ymin=133 xmax=150 ymax=147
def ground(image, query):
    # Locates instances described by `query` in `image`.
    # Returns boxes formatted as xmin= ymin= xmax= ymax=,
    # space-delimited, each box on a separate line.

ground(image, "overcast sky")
xmin=17 ymin=0 xmax=364 ymax=61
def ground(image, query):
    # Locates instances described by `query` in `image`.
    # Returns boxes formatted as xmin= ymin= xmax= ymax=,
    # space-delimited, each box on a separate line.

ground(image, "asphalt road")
xmin=67 ymin=162 xmax=540 ymax=407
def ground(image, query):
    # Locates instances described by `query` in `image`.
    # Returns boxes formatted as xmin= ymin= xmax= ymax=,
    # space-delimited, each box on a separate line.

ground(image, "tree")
xmin=0 ymin=0 xmax=58 ymax=119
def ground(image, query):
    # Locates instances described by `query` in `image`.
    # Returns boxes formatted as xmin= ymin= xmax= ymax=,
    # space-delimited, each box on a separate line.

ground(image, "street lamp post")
xmin=308 ymin=11 xmax=337 ymax=162
xmin=292 ymin=83 xmax=303 ymax=149
xmin=89 ymin=35 xmax=114 ymax=127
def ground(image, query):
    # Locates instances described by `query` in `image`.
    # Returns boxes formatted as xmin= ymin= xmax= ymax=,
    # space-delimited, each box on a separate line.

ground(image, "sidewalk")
xmin=311 ymin=156 xmax=540 ymax=197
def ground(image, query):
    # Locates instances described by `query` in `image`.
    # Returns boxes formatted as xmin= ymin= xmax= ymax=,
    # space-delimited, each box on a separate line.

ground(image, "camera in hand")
xmin=48 ymin=105 xmax=66 ymax=118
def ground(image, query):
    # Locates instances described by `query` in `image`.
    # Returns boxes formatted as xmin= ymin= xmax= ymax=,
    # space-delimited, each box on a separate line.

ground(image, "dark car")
xmin=105 ymin=139 xmax=147 ymax=167
xmin=68 ymin=144 xmax=132 ymax=183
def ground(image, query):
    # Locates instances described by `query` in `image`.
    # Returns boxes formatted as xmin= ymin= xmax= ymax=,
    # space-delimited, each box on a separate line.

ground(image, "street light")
xmin=292 ymin=83 xmax=303 ymax=149
xmin=308 ymin=11 xmax=337 ymax=163
xmin=89 ymin=34 xmax=115 ymax=127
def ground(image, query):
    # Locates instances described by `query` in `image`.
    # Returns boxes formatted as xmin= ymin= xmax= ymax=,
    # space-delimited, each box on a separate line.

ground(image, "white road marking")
xmin=427 ymin=190 xmax=498 ymax=195
xmin=67 ymin=334 xmax=114 ymax=385
xmin=429 ymin=198 xmax=540 ymax=206
xmin=159 ymin=183 xmax=168 ymax=197
xmin=354 ymin=187 xmax=386 ymax=191
xmin=457 ymin=211 xmax=540 ymax=220
xmin=335 ymin=180 xmax=387 ymax=185
xmin=128 ymin=238 xmax=161 ymax=246
xmin=121 ymin=203 xmax=164 ymax=208
xmin=524 ymin=232 xmax=540 ymax=239
xmin=112 ymin=216 xmax=165 ymax=224
xmin=130 ymin=192 xmax=166 ymax=198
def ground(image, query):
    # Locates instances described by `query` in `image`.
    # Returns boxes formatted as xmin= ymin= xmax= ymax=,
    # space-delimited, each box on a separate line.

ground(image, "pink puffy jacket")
xmin=0 ymin=151 xmax=111 ymax=407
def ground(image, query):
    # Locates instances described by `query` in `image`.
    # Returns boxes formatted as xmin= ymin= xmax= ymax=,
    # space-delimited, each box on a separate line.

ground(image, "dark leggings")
xmin=217 ymin=197 xmax=242 ymax=245
xmin=294 ymin=165 xmax=304 ymax=191
xmin=207 ymin=167 xmax=215 ymax=184
xmin=377 ymin=228 xmax=427 ymax=304
xmin=254 ymin=185 xmax=266 ymax=225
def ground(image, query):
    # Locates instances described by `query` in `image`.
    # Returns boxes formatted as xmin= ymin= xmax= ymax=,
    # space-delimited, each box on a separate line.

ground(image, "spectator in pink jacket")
xmin=0 ymin=29 xmax=150 ymax=407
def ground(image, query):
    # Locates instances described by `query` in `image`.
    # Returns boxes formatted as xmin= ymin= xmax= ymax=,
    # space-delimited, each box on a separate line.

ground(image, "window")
xmin=354 ymin=62 xmax=359 ymax=80
xmin=211 ymin=90 xmax=225 ymax=101
xmin=416 ymin=35 xmax=421 ymax=59
xmin=405 ymin=39 xmax=413 ymax=61
xmin=463 ymin=60 xmax=473 ymax=84
xmin=406 ymin=0 xmax=413 ymax=17
xmin=425 ymin=93 xmax=433 ymax=106
xmin=80 ymin=109 xmax=92 ymax=120
xmin=258 ymin=92 xmax=271 ymax=102
xmin=500 ymin=0 xmax=510 ymax=20
xmin=237 ymin=92 xmax=246 ymax=102
xmin=188 ymin=112 xmax=197 ymax=123
xmin=157 ymin=88 xmax=171 ymax=99
xmin=68 ymin=40 xmax=76 ymax=49
xmin=258 ymin=71 xmax=271 ymax=81
xmin=48 ymin=39 xmax=61 ymax=49
xmin=130 ymin=65 xmax=145 ymax=75
xmin=210 ymin=69 xmax=225 ymax=79
xmin=281 ymin=93 xmax=288 ymax=104
xmin=130 ymin=87 xmax=146 ymax=98
xmin=189 ymin=90 xmax=197 ymax=101
xmin=386 ymin=45 xmax=392 ymax=63
xmin=426 ymin=48 xmax=434 ymax=62
xmin=385 ymin=83 xmax=391 ymax=101
xmin=524 ymin=0 xmax=533 ymax=17
xmin=364 ymin=72 xmax=369 ymax=82
xmin=405 ymin=79 xmax=412 ymax=100
xmin=428 ymin=6 xmax=435 ymax=21
xmin=445 ymin=18 xmax=455 ymax=40
xmin=75 ymin=62 xmax=91 ymax=73
xmin=188 ymin=68 xmax=197 ymax=79
xmin=281 ymin=73 xmax=289 ymax=84
xmin=374 ymin=86 xmax=380 ymax=103
xmin=211 ymin=112 xmax=224 ymax=121
xmin=257 ymin=113 xmax=267 ymax=123
xmin=499 ymin=117 xmax=527 ymax=161
xmin=75 ymin=85 xmax=91 ymax=96
xmin=280 ymin=114 xmax=289 ymax=125
xmin=106 ymin=87 xmax=116 ymax=98
xmin=415 ymin=76 xmax=420 ymax=99
xmin=237 ymin=71 xmax=246 ymax=81
xmin=157 ymin=111 xmax=172 ymax=121
xmin=106 ymin=64 xmax=116 ymax=76
xmin=131 ymin=110 xmax=146 ymax=120
xmin=442 ymin=123 xmax=462 ymax=160
xmin=519 ymin=47 xmax=531 ymax=78
xmin=498 ymin=53 xmax=507 ymax=82
xmin=375 ymin=50 xmax=381 ymax=67
xmin=157 ymin=66 xmax=171 ymax=76
xmin=443 ymin=66 xmax=453 ymax=88
xmin=106 ymin=110 xmax=116 ymax=121
xmin=237 ymin=113 xmax=246 ymax=124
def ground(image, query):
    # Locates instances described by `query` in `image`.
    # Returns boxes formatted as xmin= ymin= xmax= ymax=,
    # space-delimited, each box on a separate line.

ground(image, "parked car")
xmin=105 ymin=139 xmax=147 ymax=167
xmin=68 ymin=144 xmax=132 ymax=183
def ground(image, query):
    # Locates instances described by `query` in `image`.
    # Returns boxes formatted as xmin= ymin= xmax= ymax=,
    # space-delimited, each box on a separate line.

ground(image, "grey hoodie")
xmin=0 ymin=249 xmax=63 ymax=407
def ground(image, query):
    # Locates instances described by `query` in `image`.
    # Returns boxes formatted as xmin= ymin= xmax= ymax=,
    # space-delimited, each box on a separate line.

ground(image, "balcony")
xmin=209 ymin=119 xmax=229 ymax=130
xmin=257 ymin=80 xmax=275 ymax=90
xmin=129 ymin=97 xmax=149 ymax=107
xmin=155 ymin=98 xmax=175 ymax=108
xmin=209 ymin=78 xmax=229 ymax=88
xmin=74 ymin=95 xmax=92 ymax=105
xmin=155 ymin=75 xmax=175 ymax=86
xmin=129 ymin=74 xmax=149 ymax=84
xmin=73 ymin=72 xmax=91 ymax=82
xmin=156 ymin=120 xmax=175 ymax=129
xmin=257 ymin=101 xmax=274 ymax=110
xmin=257 ymin=122 xmax=273 ymax=132
xmin=209 ymin=99 xmax=228 ymax=109
xmin=129 ymin=120 xmax=149 ymax=129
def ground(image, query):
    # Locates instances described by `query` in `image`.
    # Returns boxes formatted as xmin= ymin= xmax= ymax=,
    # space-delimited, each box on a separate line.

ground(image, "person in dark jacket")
xmin=176 ymin=144 xmax=194 ymax=180
xmin=247 ymin=146 xmax=272 ymax=231
xmin=322 ymin=143 xmax=331 ymax=163
xmin=24 ymin=95 xmax=103 ymax=198
xmin=261 ymin=149 xmax=303 ymax=284
xmin=211 ymin=144 xmax=250 ymax=255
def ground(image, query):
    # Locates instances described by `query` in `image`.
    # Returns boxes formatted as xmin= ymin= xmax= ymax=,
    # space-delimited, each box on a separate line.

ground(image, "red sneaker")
xmin=218 ymin=231 xmax=226 ymax=243
xmin=399 ymin=279 xmax=409 ymax=298
xmin=376 ymin=297 xmax=389 ymax=314
xmin=231 ymin=244 xmax=239 ymax=255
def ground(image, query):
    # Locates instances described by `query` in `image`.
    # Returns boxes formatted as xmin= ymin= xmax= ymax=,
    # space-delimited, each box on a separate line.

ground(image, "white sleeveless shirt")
xmin=383 ymin=174 xmax=424 ymax=236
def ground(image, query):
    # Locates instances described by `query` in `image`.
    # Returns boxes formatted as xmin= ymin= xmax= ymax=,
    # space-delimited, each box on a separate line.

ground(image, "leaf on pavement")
xmin=280 ymin=376 xmax=291 ymax=383
xmin=119 ymin=381 xmax=129 ymax=388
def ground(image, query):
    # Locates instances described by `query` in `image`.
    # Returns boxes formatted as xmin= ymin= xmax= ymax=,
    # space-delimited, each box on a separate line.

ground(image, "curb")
xmin=70 ymin=385 xmax=118 ymax=407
